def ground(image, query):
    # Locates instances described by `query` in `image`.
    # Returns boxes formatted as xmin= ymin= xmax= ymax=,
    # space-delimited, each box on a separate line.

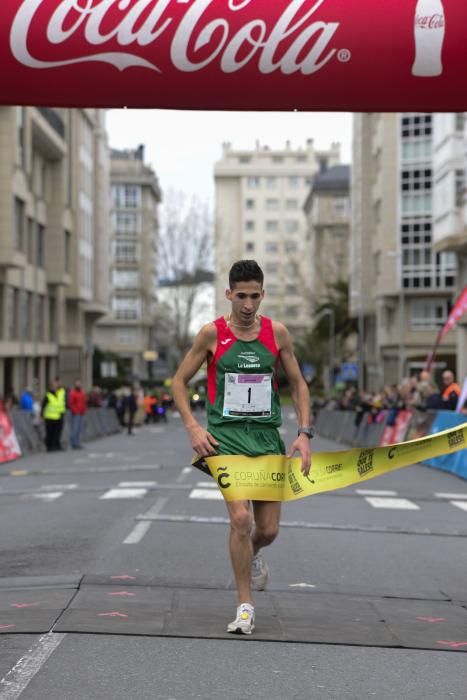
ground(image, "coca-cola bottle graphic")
xmin=412 ymin=0 xmax=445 ymax=77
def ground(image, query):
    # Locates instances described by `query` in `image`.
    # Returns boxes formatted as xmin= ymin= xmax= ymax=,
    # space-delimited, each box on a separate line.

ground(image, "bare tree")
xmin=156 ymin=190 xmax=214 ymax=358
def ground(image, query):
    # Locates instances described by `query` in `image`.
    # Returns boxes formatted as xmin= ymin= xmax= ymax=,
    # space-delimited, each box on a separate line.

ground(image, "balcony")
xmin=37 ymin=108 xmax=65 ymax=139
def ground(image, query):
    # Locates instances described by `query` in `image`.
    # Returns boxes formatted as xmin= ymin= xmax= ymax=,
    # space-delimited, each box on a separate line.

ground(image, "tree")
xmin=155 ymin=190 xmax=214 ymax=360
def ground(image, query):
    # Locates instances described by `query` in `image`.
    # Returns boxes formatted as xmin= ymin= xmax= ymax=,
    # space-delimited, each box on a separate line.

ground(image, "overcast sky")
xmin=106 ymin=109 xmax=353 ymax=203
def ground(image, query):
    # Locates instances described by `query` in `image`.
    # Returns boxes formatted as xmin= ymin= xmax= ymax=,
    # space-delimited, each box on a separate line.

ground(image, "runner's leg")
xmin=251 ymin=501 xmax=281 ymax=555
xmin=225 ymin=500 xmax=254 ymax=604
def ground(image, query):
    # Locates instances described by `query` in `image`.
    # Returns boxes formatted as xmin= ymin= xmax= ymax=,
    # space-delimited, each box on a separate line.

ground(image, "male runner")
xmin=172 ymin=260 xmax=313 ymax=635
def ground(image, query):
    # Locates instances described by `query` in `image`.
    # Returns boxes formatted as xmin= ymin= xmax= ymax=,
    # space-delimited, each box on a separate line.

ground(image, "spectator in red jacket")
xmin=69 ymin=379 xmax=88 ymax=449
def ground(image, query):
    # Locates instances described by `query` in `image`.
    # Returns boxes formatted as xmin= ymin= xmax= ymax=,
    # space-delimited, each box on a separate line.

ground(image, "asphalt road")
xmin=0 ymin=411 xmax=467 ymax=700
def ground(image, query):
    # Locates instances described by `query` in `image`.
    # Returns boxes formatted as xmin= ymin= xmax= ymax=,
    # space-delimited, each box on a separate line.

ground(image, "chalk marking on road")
xmin=123 ymin=521 xmax=153 ymax=544
xmin=189 ymin=488 xmax=223 ymax=501
xmin=364 ymin=497 xmax=420 ymax=511
xmin=123 ymin=496 xmax=169 ymax=544
xmin=356 ymin=489 xmax=398 ymax=497
xmin=435 ymin=493 xmax=467 ymax=500
xmin=100 ymin=488 xmax=147 ymax=500
xmin=451 ymin=501 xmax=467 ymax=513
xmin=0 ymin=632 xmax=66 ymax=700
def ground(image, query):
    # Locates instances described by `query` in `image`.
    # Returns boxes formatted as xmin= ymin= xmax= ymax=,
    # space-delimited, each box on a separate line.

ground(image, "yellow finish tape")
xmin=197 ymin=423 xmax=467 ymax=502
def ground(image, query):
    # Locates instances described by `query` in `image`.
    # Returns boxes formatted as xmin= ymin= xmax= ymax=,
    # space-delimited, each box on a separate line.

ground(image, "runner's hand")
xmin=287 ymin=434 xmax=312 ymax=476
xmin=188 ymin=423 xmax=219 ymax=456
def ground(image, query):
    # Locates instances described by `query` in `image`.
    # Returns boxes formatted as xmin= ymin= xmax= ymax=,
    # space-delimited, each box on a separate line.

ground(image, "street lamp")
xmin=387 ymin=250 xmax=406 ymax=383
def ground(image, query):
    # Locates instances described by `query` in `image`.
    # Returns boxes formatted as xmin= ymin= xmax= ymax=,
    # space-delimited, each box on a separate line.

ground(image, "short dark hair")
xmin=229 ymin=260 xmax=264 ymax=289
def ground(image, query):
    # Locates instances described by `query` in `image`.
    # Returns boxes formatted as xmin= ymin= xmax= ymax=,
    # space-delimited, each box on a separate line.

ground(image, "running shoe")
xmin=227 ymin=603 xmax=255 ymax=635
xmin=251 ymin=554 xmax=270 ymax=591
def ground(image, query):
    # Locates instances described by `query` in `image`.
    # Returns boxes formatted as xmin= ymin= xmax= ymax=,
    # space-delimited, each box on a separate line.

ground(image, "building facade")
xmin=303 ymin=165 xmax=350 ymax=307
xmin=351 ymin=113 xmax=458 ymax=390
xmin=214 ymin=140 xmax=341 ymax=334
xmin=0 ymin=107 xmax=109 ymax=397
xmin=95 ymin=146 xmax=161 ymax=382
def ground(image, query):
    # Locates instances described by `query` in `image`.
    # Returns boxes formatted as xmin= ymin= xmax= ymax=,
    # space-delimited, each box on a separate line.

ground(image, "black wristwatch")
xmin=297 ymin=426 xmax=315 ymax=439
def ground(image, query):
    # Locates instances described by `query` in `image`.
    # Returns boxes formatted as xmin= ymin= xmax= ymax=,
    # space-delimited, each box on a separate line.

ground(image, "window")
xmin=245 ymin=199 xmax=255 ymax=210
xmin=27 ymin=218 xmax=35 ymax=264
xmin=266 ymin=198 xmax=279 ymax=210
xmin=247 ymin=177 xmax=260 ymax=189
xmin=245 ymin=242 xmax=255 ymax=252
xmin=112 ymin=185 xmax=141 ymax=208
xmin=285 ymin=241 xmax=298 ymax=253
xmin=334 ymin=197 xmax=350 ymax=218
xmin=17 ymin=107 xmax=25 ymax=168
xmin=411 ymin=299 xmax=448 ymax=329
xmin=266 ymin=241 xmax=278 ymax=253
xmin=115 ymin=242 xmax=139 ymax=263
xmin=285 ymin=219 xmax=299 ymax=233
xmin=49 ymin=296 xmax=56 ymax=341
xmin=8 ymin=287 xmax=19 ymax=340
xmin=455 ymin=169 xmax=464 ymax=208
xmin=272 ymin=156 xmax=283 ymax=164
xmin=267 ymin=285 xmax=279 ymax=296
xmin=297 ymin=155 xmax=307 ymax=163
xmin=266 ymin=220 xmax=279 ymax=233
xmin=401 ymin=169 xmax=432 ymax=192
xmin=113 ymin=270 xmax=139 ymax=288
xmin=64 ymin=230 xmax=71 ymax=274
xmin=401 ymin=114 xmax=432 ymax=138
xmin=115 ymin=212 xmax=141 ymax=235
xmin=266 ymin=262 xmax=278 ymax=273
xmin=37 ymin=225 xmax=45 ymax=267
xmin=112 ymin=296 xmax=141 ymax=320
xmin=117 ymin=327 xmax=138 ymax=344
xmin=245 ymin=220 xmax=255 ymax=232
xmin=266 ymin=177 xmax=277 ymax=189
xmin=36 ymin=296 xmax=44 ymax=342
xmin=288 ymin=177 xmax=300 ymax=188
xmin=286 ymin=199 xmax=298 ymax=210
xmin=285 ymin=306 xmax=298 ymax=318
xmin=14 ymin=197 xmax=25 ymax=252
xmin=239 ymin=155 xmax=251 ymax=164
xmin=286 ymin=284 xmax=298 ymax=295
xmin=401 ymin=138 xmax=431 ymax=162
xmin=455 ymin=113 xmax=465 ymax=133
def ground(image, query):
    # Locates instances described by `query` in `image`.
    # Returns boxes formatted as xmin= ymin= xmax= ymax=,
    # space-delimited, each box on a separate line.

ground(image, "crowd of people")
xmin=320 ymin=369 xmax=467 ymax=425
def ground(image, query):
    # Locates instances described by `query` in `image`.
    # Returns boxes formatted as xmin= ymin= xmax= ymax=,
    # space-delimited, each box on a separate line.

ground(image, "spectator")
xmin=123 ymin=386 xmax=138 ymax=435
xmin=19 ymin=387 xmax=34 ymax=413
xmin=55 ymin=376 xmax=67 ymax=451
xmin=440 ymin=370 xmax=461 ymax=411
xmin=41 ymin=378 xmax=63 ymax=452
xmin=69 ymin=379 xmax=88 ymax=449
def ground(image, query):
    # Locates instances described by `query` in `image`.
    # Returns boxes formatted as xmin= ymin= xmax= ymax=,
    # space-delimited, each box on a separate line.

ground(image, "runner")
xmin=172 ymin=259 xmax=313 ymax=635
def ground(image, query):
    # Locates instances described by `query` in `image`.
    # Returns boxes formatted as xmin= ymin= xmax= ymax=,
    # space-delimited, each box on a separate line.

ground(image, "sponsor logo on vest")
xmin=237 ymin=351 xmax=261 ymax=369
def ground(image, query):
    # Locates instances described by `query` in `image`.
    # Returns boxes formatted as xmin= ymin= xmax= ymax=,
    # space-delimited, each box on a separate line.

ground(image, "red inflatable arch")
xmin=0 ymin=0 xmax=464 ymax=111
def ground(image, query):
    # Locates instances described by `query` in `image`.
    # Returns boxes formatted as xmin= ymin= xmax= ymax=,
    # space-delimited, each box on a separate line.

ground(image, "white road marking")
xmin=123 ymin=521 xmax=153 ymax=544
xmin=189 ymin=488 xmax=223 ymax=501
xmin=365 ymin=497 xmax=420 ymax=510
xmin=289 ymin=583 xmax=316 ymax=589
xmin=435 ymin=493 xmax=467 ymax=500
xmin=100 ymin=488 xmax=147 ymax=500
xmin=451 ymin=501 xmax=467 ymax=512
xmin=176 ymin=467 xmax=192 ymax=484
xmin=118 ymin=482 xmax=156 ymax=488
xmin=140 ymin=496 xmax=169 ymax=519
xmin=0 ymin=632 xmax=66 ymax=700
xmin=356 ymin=489 xmax=397 ymax=496
xmin=196 ymin=481 xmax=217 ymax=489
xmin=23 ymin=492 xmax=64 ymax=502
xmin=39 ymin=484 xmax=78 ymax=491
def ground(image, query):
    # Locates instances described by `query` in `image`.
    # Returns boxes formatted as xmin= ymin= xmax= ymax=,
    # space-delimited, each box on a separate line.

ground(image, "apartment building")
xmin=432 ymin=113 xmax=467 ymax=381
xmin=0 ymin=107 xmax=109 ymax=397
xmin=214 ymin=140 xmax=341 ymax=334
xmin=351 ymin=113 xmax=458 ymax=390
xmin=303 ymin=164 xmax=350 ymax=306
xmin=95 ymin=146 xmax=161 ymax=382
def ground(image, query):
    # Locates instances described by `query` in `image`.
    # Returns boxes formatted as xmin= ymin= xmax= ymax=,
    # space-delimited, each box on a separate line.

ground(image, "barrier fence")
xmin=314 ymin=409 xmax=467 ymax=481
xmin=8 ymin=408 xmax=121 ymax=459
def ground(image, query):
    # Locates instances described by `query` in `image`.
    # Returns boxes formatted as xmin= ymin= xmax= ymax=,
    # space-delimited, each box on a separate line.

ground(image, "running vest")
xmin=207 ymin=316 xmax=281 ymax=428
xmin=43 ymin=392 xmax=62 ymax=420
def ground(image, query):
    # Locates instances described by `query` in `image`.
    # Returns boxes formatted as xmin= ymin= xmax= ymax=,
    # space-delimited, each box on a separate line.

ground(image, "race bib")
xmin=223 ymin=373 xmax=272 ymax=417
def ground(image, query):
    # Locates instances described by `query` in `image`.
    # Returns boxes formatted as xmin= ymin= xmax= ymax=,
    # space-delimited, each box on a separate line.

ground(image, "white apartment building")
xmin=95 ymin=146 xmax=161 ymax=382
xmin=0 ymin=107 xmax=109 ymax=396
xmin=432 ymin=113 xmax=467 ymax=381
xmin=351 ymin=113 xmax=458 ymax=390
xmin=214 ymin=140 xmax=341 ymax=334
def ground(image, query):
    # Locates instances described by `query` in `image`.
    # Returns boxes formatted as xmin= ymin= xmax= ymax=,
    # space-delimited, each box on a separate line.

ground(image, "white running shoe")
xmin=251 ymin=554 xmax=270 ymax=591
xmin=227 ymin=603 xmax=255 ymax=635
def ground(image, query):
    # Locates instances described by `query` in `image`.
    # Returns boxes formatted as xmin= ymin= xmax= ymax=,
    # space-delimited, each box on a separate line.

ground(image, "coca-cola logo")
xmin=415 ymin=14 xmax=445 ymax=29
xmin=10 ymin=0 xmax=346 ymax=75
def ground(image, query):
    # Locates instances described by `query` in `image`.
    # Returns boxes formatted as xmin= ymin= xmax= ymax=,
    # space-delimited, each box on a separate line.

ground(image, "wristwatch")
xmin=297 ymin=426 xmax=315 ymax=439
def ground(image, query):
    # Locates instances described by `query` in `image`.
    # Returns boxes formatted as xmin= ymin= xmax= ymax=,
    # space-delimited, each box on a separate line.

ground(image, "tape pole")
xmin=198 ymin=423 xmax=467 ymax=502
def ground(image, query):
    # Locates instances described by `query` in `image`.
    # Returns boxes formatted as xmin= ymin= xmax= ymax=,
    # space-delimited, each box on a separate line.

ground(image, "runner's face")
xmin=226 ymin=281 xmax=264 ymax=323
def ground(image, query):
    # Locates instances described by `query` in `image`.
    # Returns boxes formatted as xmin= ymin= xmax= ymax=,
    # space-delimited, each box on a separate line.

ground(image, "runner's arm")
xmin=275 ymin=323 xmax=312 ymax=475
xmin=172 ymin=325 xmax=219 ymax=457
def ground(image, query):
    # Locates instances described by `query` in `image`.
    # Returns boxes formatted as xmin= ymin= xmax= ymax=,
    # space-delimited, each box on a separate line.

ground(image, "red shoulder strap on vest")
xmin=258 ymin=316 xmax=278 ymax=356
